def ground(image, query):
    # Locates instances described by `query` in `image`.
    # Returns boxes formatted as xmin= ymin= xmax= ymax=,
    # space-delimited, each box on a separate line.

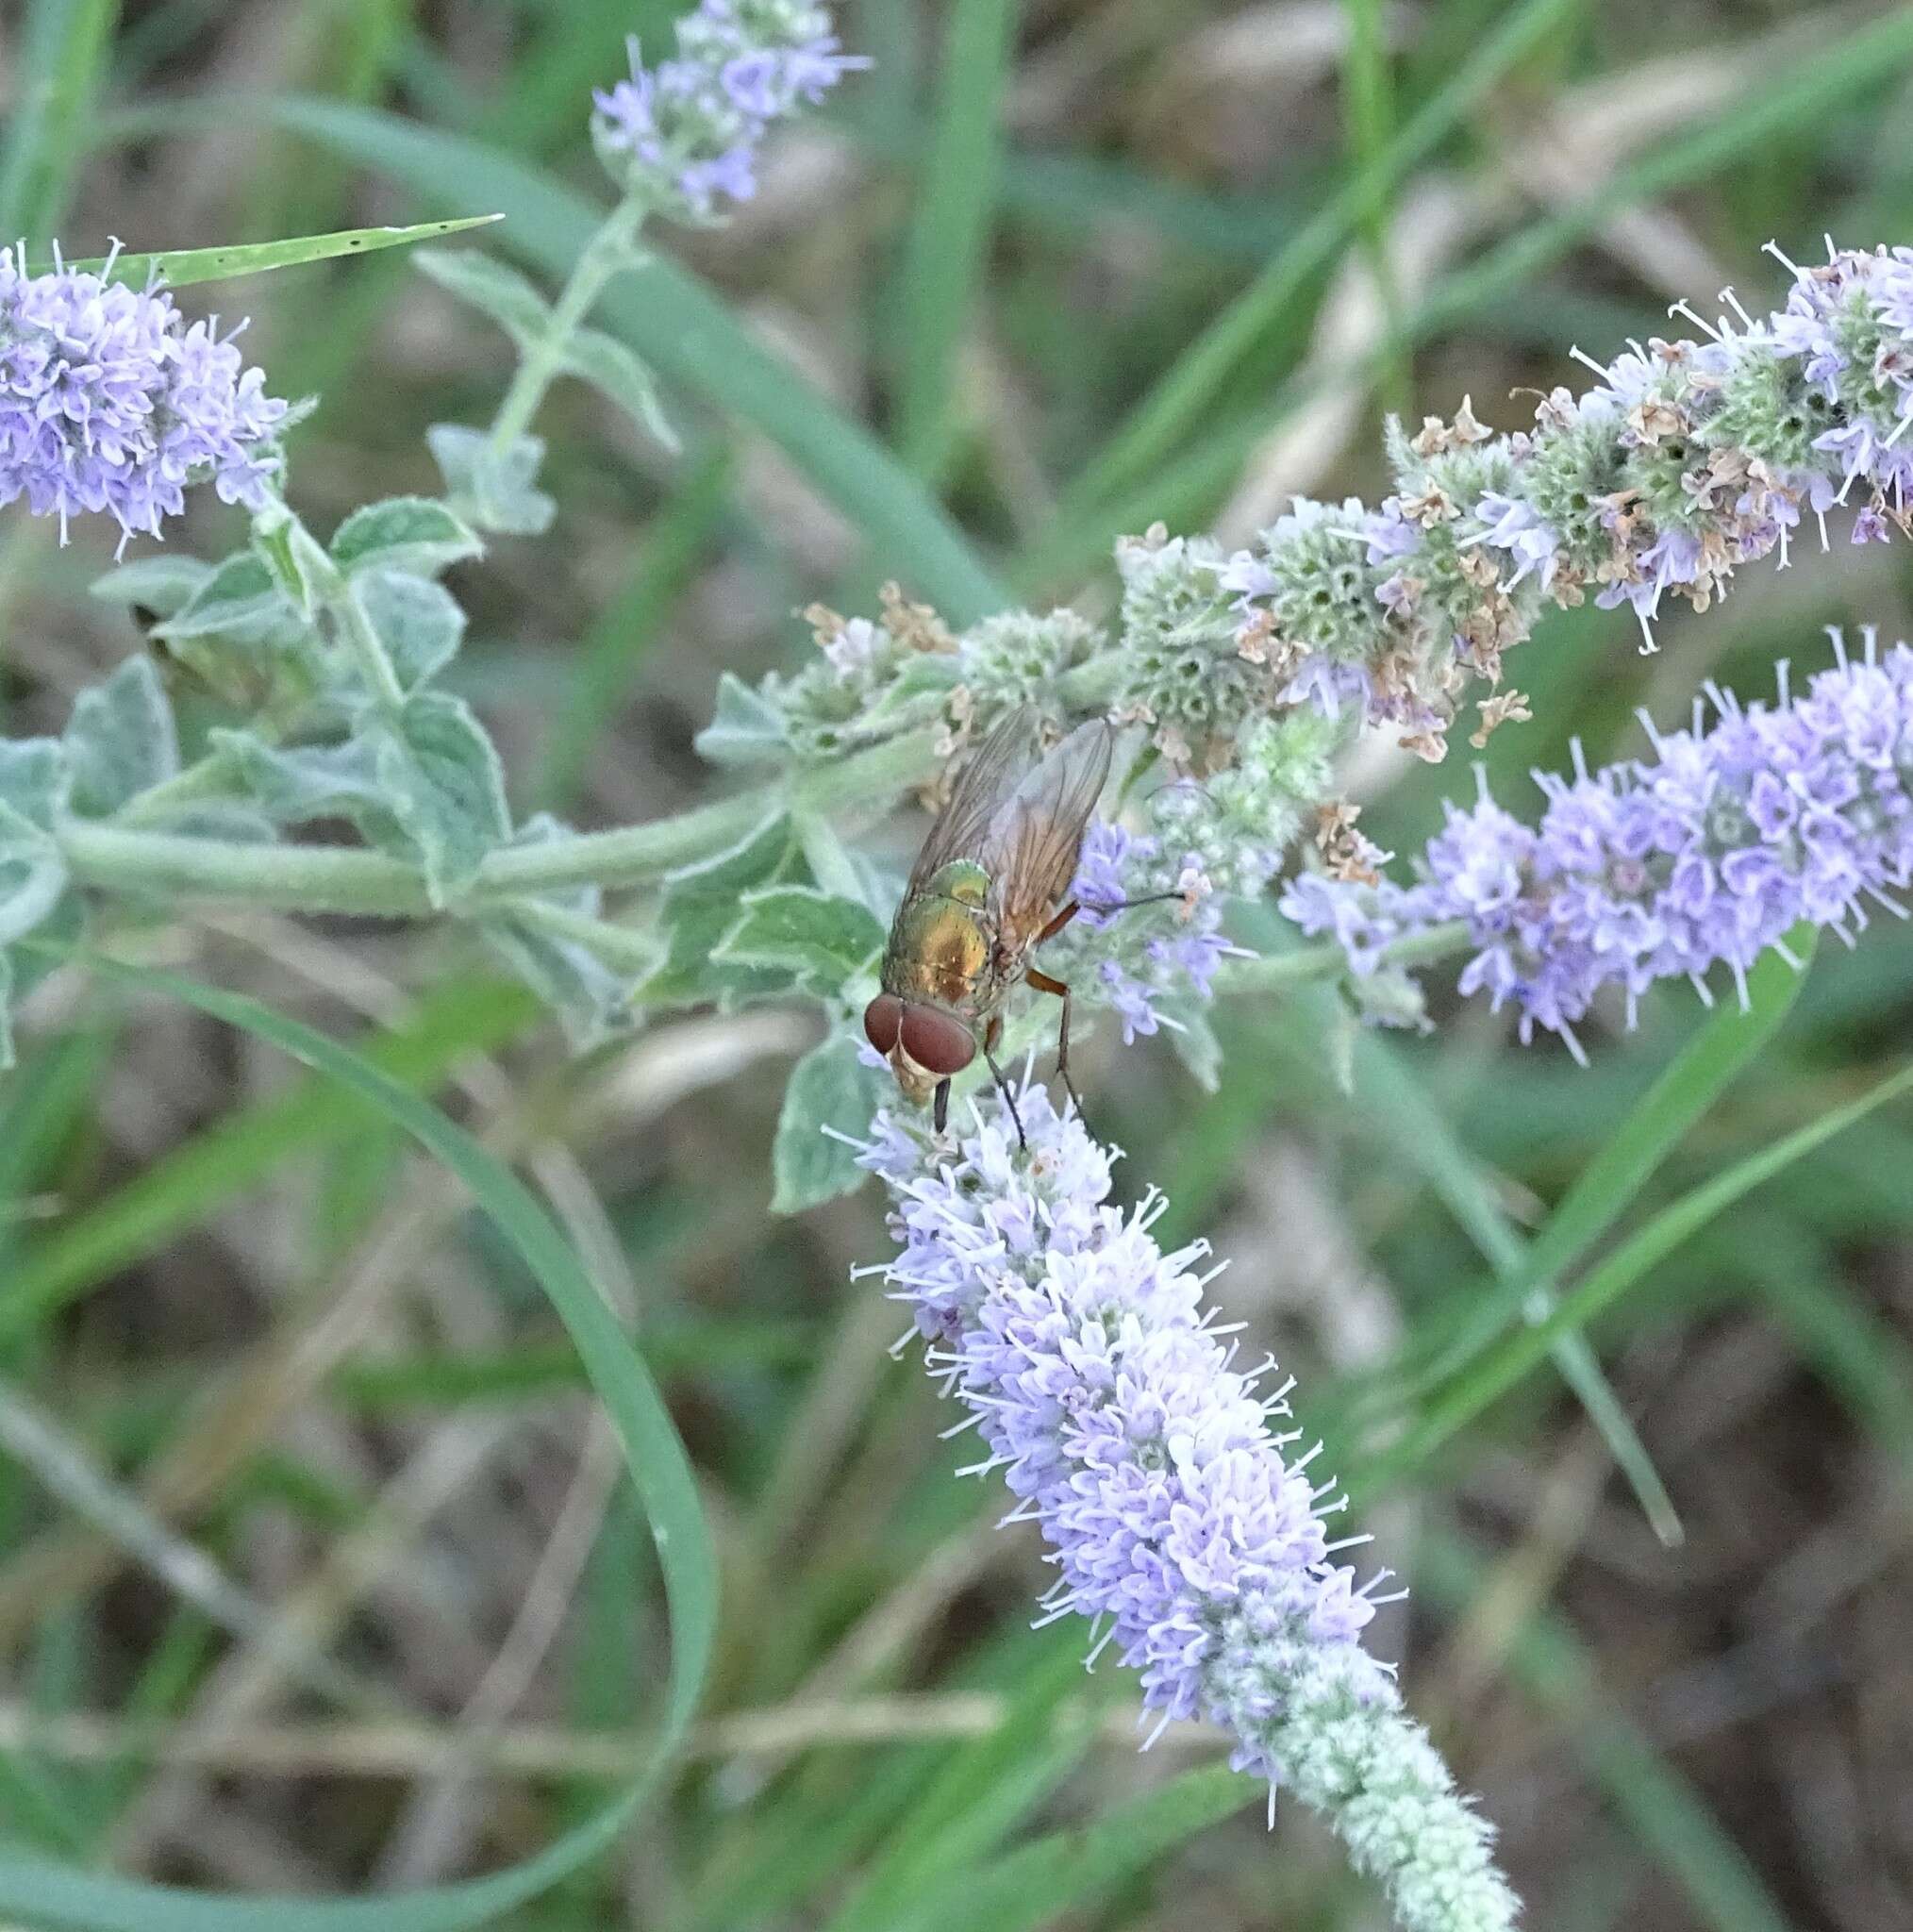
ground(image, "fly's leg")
xmin=1073 ymin=890 xmax=1185 ymax=921
xmin=982 ymin=1014 xmax=1025 ymax=1150
xmin=1026 ymin=967 xmax=1086 ymax=1127
xmin=933 ymin=1077 xmax=951 ymax=1136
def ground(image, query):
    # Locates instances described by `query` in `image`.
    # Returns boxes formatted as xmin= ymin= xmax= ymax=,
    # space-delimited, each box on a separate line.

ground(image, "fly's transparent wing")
xmin=905 ymin=705 xmax=1041 ymax=894
xmin=981 ymin=719 xmax=1114 ymax=941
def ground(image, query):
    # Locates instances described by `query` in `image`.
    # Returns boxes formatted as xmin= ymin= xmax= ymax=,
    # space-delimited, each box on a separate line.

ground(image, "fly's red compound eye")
xmin=899 ymin=1005 xmax=977 ymax=1077
xmin=863 ymin=992 xmax=904 ymax=1056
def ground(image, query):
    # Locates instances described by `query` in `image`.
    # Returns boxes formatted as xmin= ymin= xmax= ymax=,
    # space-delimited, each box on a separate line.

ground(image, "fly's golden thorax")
xmin=884 ymin=864 xmax=995 ymax=1013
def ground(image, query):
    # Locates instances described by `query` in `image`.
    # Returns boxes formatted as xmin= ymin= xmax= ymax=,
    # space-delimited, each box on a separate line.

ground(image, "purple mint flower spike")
xmin=859 ymin=1088 xmax=1522 ymax=1932
xmin=591 ymin=2 xmax=866 ymax=219
xmin=1065 ymin=819 xmax=1244 ymax=1042
xmin=1283 ymin=632 xmax=1913 ymax=1058
xmin=0 ymin=243 xmax=286 ymax=551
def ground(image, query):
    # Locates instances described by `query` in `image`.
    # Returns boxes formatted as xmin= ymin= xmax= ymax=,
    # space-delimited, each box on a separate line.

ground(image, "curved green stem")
xmin=58 ymin=726 xmax=941 ymax=916
xmin=489 ymin=194 xmax=647 ymax=457
xmin=1219 ymin=918 xmax=1472 ymax=993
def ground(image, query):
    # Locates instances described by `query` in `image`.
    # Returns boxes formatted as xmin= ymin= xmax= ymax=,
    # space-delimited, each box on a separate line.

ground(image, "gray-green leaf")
xmin=330 ymin=496 xmax=484 ymax=579
xmin=476 ymin=816 xmax=636 ymax=1049
xmin=0 ymin=802 xmax=75 ymax=1063
xmin=250 ymin=501 xmax=336 ymax=619
xmin=148 ymin=552 xmax=320 ymax=714
xmin=564 ymin=325 xmax=677 ymax=450
xmin=0 ymin=741 xmax=68 ymax=829
xmin=643 ymin=812 xmax=804 ymax=1009
xmin=153 ymin=552 xmax=297 ymax=644
xmin=428 ymin=424 xmax=556 ymax=538
xmin=65 ymin=658 xmax=178 ymax=818
xmin=415 ymin=246 xmax=553 ymax=347
xmin=481 ymin=913 xmax=638 ymax=1051
xmin=212 ymin=727 xmax=395 ymax=833
xmin=716 ymin=886 xmax=886 ymax=991
xmin=356 ymin=569 xmax=467 ymax=693
xmin=90 ymin=554 xmax=214 ymax=620
xmin=694 ymin=672 xmax=791 ymax=769
xmin=772 ymin=1031 xmax=885 ymax=1213
xmin=373 ymin=691 xmax=510 ymax=905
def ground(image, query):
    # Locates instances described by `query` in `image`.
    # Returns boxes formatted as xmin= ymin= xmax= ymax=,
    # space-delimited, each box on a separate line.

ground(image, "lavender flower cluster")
xmin=859 ymin=1087 xmax=1520 ymax=1932
xmin=1210 ymin=241 xmax=1913 ymax=761
xmin=591 ymin=0 xmax=865 ymax=217
xmin=1065 ymin=818 xmax=1240 ymax=1043
xmin=1284 ymin=633 xmax=1913 ymax=1058
xmin=0 ymin=244 xmax=285 ymax=549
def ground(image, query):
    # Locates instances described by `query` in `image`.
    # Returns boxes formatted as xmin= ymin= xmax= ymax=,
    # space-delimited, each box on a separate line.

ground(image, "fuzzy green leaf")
xmin=153 ymin=552 xmax=299 ymax=645
xmin=250 ymin=501 xmax=334 ymax=620
xmin=356 ymin=569 xmax=467 ymax=693
xmin=330 ymin=495 xmax=485 ymax=579
xmin=427 ymin=423 xmax=556 ymax=538
xmin=693 ymin=672 xmax=792 ymax=770
xmin=478 ymin=816 xmax=638 ymax=1049
xmin=643 ymin=812 xmax=804 ymax=1009
xmin=212 ymin=728 xmax=395 ymax=834
xmin=64 ymin=658 xmax=176 ymax=818
xmin=564 ymin=325 xmax=677 ymax=450
xmin=772 ymin=1030 xmax=887 ymax=1213
xmin=716 ymin=885 xmax=887 ymax=990
xmin=0 ymin=740 xmax=68 ymax=830
xmin=480 ymin=915 xmax=637 ymax=1051
xmin=373 ymin=692 xmax=510 ymax=905
xmin=414 ymin=245 xmax=552 ymax=347
xmin=89 ymin=554 xmax=214 ymax=621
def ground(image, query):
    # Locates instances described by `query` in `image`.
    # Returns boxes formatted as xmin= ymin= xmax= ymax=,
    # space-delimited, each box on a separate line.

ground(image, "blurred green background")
xmin=2 ymin=0 xmax=1912 ymax=1927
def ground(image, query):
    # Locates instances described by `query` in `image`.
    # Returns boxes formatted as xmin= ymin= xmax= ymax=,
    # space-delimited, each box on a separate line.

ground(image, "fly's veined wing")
xmin=983 ymin=718 xmax=1114 ymax=941
xmin=905 ymin=704 xmax=1042 ymax=894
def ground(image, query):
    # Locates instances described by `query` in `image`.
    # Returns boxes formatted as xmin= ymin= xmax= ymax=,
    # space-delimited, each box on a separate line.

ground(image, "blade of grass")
xmin=822 ymin=1641 xmax=1101 ymax=1932
xmin=1365 ymin=1057 xmax=1913 ymax=1494
xmin=43 ymin=215 xmax=502 ymax=290
xmin=536 ymin=441 xmax=734 ymax=810
xmin=1725 ymin=1213 xmax=1913 ymax=1463
xmin=892 ymin=1765 xmax=1256 ymax=1932
xmin=891 ymin=0 xmax=1020 ymax=475
xmin=1420 ymin=1529 xmax=1792 ymax=1932
xmin=1406 ymin=7 xmax=1913 ymax=350
xmin=0 ymin=976 xmax=537 ymax=1347
xmin=0 ymin=957 xmax=717 ymax=1932
xmin=223 ymin=96 xmax=1009 ymax=625
xmin=1390 ymin=930 xmax=1816 ymax=1405
xmin=1059 ymin=0 xmax=1578 ymax=518
xmin=1349 ymin=1027 xmax=1686 ymax=1546
xmin=1340 ymin=0 xmax=1407 ymax=419
xmin=1030 ymin=5 xmax=1913 ymax=591
xmin=0 ymin=0 xmax=121 ymax=245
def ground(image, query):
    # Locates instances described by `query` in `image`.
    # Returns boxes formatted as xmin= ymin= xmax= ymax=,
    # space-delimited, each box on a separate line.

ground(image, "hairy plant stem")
xmin=488 ymin=194 xmax=647 ymax=457
xmin=60 ymin=726 xmax=941 ymax=916
xmin=1219 ymin=918 xmax=1472 ymax=992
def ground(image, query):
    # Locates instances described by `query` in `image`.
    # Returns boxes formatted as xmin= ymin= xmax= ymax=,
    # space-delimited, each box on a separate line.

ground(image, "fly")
xmin=864 ymin=707 xmax=1172 ymax=1145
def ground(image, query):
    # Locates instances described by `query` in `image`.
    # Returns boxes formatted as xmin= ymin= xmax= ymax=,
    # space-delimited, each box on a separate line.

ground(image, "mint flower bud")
xmin=0 ymin=243 xmax=286 ymax=550
xmin=591 ymin=1 xmax=866 ymax=220
xmin=1284 ymin=631 xmax=1913 ymax=1058
xmin=858 ymin=1091 xmax=1521 ymax=1932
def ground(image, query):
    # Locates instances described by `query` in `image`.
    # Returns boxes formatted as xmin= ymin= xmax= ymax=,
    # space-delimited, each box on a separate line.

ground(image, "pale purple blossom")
xmin=1472 ymin=491 xmax=1561 ymax=592
xmin=591 ymin=1 xmax=866 ymax=218
xmin=0 ymin=244 xmax=285 ymax=550
xmin=1069 ymin=819 xmax=1240 ymax=1041
xmin=857 ymin=1088 xmax=1522 ymax=1932
xmin=1283 ymin=634 xmax=1913 ymax=1059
